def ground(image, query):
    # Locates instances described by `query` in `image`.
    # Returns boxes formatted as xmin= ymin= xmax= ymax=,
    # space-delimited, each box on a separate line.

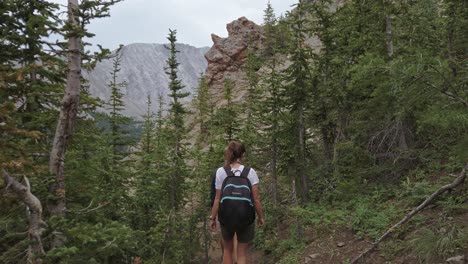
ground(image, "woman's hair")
xmin=224 ymin=140 xmax=246 ymax=167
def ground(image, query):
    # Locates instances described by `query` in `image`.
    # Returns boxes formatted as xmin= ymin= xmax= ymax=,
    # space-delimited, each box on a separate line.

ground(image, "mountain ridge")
xmin=85 ymin=43 xmax=209 ymax=118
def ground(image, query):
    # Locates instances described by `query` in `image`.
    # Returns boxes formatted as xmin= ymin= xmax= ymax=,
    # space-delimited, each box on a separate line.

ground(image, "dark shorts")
xmin=220 ymin=222 xmax=255 ymax=243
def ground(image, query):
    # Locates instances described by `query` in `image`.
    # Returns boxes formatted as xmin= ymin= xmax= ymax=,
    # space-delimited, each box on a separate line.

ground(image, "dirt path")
xmin=301 ymin=229 xmax=385 ymax=264
xmin=208 ymin=235 xmax=264 ymax=263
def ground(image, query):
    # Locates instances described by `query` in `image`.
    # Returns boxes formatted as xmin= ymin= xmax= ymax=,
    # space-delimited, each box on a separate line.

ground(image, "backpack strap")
xmin=223 ymin=166 xmax=250 ymax=178
xmin=240 ymin=167 xmax=251 ymax=178
xmin=223 ymin=166 xmax=234 ymax=177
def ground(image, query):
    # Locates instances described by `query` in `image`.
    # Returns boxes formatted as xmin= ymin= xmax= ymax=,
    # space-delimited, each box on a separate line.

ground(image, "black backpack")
xmin=218 ymin=166 xmax=255 ymax=230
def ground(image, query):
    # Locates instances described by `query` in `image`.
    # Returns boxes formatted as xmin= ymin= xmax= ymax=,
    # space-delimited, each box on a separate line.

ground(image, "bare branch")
xmin=442 ymin=90 xmax=468 ymax=107
xmin=69 ymin=201 xmax=110 ymax=214
xmin=24 ymin=176 xmax=31 ymax=192
xmin=2 ymin=169 xmax=45 ymax=263
xmin=351 ymin=164 xmax=467 ymax=264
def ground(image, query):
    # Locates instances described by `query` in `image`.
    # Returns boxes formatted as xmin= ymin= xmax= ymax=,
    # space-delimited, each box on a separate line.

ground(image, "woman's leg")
xmin=223 ymin=239 xmax=234 ymax=264
xmin=233 ymin=233 xmax=238 ymax=263
xmin=235 ymin=223 xmax=254 ymax=264
xmin=219 ymin=237 xmax=224 ymax=261
xmin=217 ymin=220 xmax=224 ymax=261
xmin=236 ymin=242 xmax=249 ymax=264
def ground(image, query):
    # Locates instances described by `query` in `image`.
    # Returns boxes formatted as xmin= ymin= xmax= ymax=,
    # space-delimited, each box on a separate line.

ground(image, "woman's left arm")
xmin=252 ymin=185 xmax=264 ymax=227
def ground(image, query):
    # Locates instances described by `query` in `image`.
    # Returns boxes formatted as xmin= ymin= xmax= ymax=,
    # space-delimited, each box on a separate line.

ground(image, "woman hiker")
xmin=210 ymin=140 xmax=265 ymax=264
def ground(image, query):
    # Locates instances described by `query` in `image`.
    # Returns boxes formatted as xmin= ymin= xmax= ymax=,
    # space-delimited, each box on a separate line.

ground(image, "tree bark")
xmin=385 ymin=15 xmax=394 ymax=57
xmin=48 ymin=0 xmax=81 ymax=248
xmin=351 ymin=164 xmax=467 ymax=264
xmin=3 ymin=169 xmax=45 ymax=264
xmin=272 ymin=137 xmax=278 ymax=207
xmin=272 ymin=137 xmax=280 ymax=234
xmin=321 ymin=124 xmax=334 ymax=162
xmin=297 ymin=105 xmax=308 ymax=204
xmin=292 ymin=180 xmax=304 ymax=238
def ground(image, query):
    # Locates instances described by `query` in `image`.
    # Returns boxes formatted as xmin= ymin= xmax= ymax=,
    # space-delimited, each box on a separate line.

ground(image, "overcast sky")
xmin=51 ymin=0 xmax=298 ymax=50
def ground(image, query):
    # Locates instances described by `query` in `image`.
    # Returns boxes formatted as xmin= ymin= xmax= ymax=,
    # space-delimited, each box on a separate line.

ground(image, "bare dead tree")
xmin=48 ymin=0 xmax=81 ymax=249
xmin=3 ymin=169 xmax=45 ymax=264
xmin=351 ymin=164 xmax=467 ymax=264
xmin=368 ymin=120 xmax=414 ymax=174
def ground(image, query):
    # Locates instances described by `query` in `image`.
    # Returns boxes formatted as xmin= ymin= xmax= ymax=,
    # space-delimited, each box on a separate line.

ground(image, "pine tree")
xmin=0 ymin=1 xmax=63 ymax=262
xmin=48 ymin=0 xmax=123 ymax=250
xmin=0 ymin=0 xmax=64 ymax=172
xmin=439 ymin=0 xmax=467 ymax=107
xmin=214 ymin=78 xmax=240 ymax=142
xmin=128 ymin=96 xmax=162 ymax=260
xmin=302 ymin=0 xmax=339 ymax=189
xmin=194 ymin=75 xmax=212 ymax=145
xmin=239 ymin=50 xmax=263 ymax=165
xmin=283 ymin=1 xmax=314 ymax=204
xmin=154 ymin=30 xmax=195 ymax=262
xmin=263 ymin=55 xmax=284 ymax=208
xmin=97 ymin=52 xmax=134 ymax=223
xmin=262 ymin=1 xmax=278 ymax=57
xmin=107 ymin=52 xmax=132 ymax=161
xmin=191 ymin=74 xmax=215 ymax=262
xmin=164 ymin=29 xmax=190 ymax=211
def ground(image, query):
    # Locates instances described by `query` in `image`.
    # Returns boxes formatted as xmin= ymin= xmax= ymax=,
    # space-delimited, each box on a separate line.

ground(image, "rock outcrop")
xmin=204 ymin=17 xmax=264 ymax=103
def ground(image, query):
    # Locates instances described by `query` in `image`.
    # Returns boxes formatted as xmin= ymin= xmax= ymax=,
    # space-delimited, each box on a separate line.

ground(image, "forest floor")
xmin=208 ymin=208 xmax=467 ymax=263
xmin=298 ymin=228 xmax=420 ymax=264
xmin=300 ymin=210 xmax=468 ymax=264
xmin=300 ymin=228 xmax=385 ymax=264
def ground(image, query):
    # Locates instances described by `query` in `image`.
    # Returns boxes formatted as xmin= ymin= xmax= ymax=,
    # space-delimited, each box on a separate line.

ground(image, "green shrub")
xmin=380 ymin=239 xmax=407 ymax=260
xmin=409 ymin=224 xmax=467 ymax=263
xmin=437 ymin=195 xmax=468 ymax=215
xmin=275 ymin=246 xmax=303 ymax=264
xmin=348 ymin=197 xmax=399 ymax=239
xmin=293 ymin=204 xmax=347 ymax=234
xmin=399 ymin=177 xmax=437 ymax=206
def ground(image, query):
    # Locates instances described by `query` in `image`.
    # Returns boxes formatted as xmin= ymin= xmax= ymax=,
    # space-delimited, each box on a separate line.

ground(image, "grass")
xmin=408 ymin=224 xmax=467 ymax=263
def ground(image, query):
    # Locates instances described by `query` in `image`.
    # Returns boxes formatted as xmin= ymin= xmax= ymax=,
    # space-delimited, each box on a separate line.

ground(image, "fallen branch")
xmin=2 ymin=169 xmax=45 ymax=264
xmin=351 ymin=164 xmax=467 ymax=264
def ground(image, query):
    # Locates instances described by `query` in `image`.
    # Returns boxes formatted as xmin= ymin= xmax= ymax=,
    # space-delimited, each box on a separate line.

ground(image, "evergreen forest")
xmin=1 ymin=0 xmax=467 ymax=263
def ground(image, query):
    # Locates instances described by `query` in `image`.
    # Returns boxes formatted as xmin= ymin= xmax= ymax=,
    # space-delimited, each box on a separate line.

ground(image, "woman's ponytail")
xmin=223 ymin=140 xmax=246 ymax=167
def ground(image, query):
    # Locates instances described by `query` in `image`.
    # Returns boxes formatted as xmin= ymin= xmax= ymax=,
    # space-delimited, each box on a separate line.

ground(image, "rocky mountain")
xmin=85 ymin=43 xmax=209 ymax=117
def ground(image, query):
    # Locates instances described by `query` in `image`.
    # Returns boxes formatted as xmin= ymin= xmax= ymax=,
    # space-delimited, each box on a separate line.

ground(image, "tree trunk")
xmin=3 ymin=170 xmax=45 ymax=264
xmin=272 ymin=137 xmax=278 ymax=207
xmin=385 ymin=15 xmax=394 ymax=57
xmin=297 ymin=105 xmax=308 ymax=204
xmin=321 ymin=125 xmax=333 ymax=162
xmin=292 ymin=180 xmax=304 ymax=238
xmin=270 ymin=57 xmax=280 ymax=234
xmin=48 ymin=0 xmax=81 ymax=249
xmin=398 ymin=121 xmax=408 ymax=151
xmin=203 ymin=217 xmax=209 ymax=263
xmin=272 ymin=134 xmax=281 ymax=236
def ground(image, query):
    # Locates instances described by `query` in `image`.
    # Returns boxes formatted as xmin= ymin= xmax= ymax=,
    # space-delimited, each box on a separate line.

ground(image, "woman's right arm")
xmin=210 ymin=189 xmax=221 ymax=230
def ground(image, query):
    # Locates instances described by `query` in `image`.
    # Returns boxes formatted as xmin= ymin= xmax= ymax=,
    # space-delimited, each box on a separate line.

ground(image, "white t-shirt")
xmin=215 ymin=165 xmax=259 ymax=190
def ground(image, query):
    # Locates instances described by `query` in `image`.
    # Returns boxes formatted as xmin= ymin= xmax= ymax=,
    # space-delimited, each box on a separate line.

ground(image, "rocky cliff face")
xmin=85 ymin=43 xmax=209 ymax=117
xmin=204 ymin=17 xmax=265 ymax=104
xmin=202 ymin=2 xmax=343 ymax=106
